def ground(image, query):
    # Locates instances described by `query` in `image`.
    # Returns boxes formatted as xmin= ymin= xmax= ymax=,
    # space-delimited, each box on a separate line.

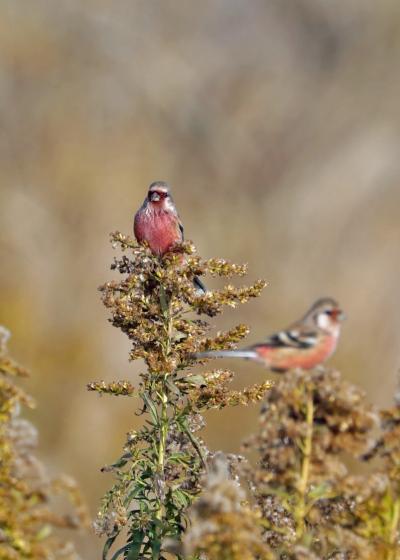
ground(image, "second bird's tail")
xmin=195 ymin=349 xmax=259 ymax=360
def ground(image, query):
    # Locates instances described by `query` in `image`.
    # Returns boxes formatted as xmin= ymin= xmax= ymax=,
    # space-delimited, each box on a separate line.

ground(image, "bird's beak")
xmin=150 ymin=192 xmax=160 ymax=202
xmin=337 ymin=310 xmax=346 ymax=321
xmin=328 ymin=308 xmax=346 ymax=322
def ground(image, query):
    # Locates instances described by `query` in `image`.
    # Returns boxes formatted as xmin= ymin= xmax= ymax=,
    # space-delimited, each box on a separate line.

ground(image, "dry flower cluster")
xmin=189 ymin=369 xmax=400 ymax=560
xmin=0 ymin=326 xmax=89 ymax=560
xmin=88 ymin=232 xmax=268 ymax=559
xmin=176 ymin=453 xmax=270 ymax=560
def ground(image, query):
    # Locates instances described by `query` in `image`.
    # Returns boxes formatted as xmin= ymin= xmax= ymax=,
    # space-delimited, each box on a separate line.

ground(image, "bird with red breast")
xmin=134 ymin=181 xmax=206 ymax=293
xmin=195 ymin=298 xmax=346 ymax=372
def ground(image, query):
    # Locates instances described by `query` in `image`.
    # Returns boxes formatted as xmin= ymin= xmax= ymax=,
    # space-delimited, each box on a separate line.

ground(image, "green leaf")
xmin=35 ymin=524 xmax=52 ymax=541
xmin=109 ymin=544 xmax=131 ymax=560
xmin=110 ymin=546 xmax=128 ymax=560
xmin=142 ymin=521 xmax=163 ymax=560
xmin=307 ymin=481 xmax=331 ymax=501
xmin=180 ymin=420 xmax=207 ymax=470
xmin=125 ymin=530 xmax=145 ymax=560
xmin=167 ymin=452 xmax=191 ymax=465
xmin=103 ymin=533 xmax=119 ymax=560
xmin=166 ymin=378 xmax=181 ymax=396
xmin=180 ymin=375 xmax=206 ymax=387
xmin=139 ymin=521 xmax=162 ymax=559
xmin=123 ymin=484 xmax=145 ymax=507
xmin=142 ymin=392 xmax=159 ymax=424
xmin=151 ymin=538 xmax=162 ymax=560
xmin=173 ymin=489 xmax=192 ymax=508
xmin=102 ymin=452 xmax=132 ymax=472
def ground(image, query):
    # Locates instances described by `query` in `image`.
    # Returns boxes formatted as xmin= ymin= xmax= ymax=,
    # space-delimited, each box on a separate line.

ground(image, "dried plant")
xmin=237 ymin=368 xmax=400 ymax=559
xmin=89 ymin=232 xmax=268 ymax=559
xmin=0 ymin=326 xmax=89 ymax=560
xmin=175 ymin=452 xmax=272 ymax=560
xmin=88 ymin=232 xmax=400 ymax=560
xmin=356 ymin=383 xmax=400 ymax=560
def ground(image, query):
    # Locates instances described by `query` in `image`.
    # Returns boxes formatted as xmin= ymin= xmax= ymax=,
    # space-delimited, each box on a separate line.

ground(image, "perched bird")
xmin=134 ymin=181 xmax=206 ymax=293
xmin=196 ymin=298 xmax=345 ymax=372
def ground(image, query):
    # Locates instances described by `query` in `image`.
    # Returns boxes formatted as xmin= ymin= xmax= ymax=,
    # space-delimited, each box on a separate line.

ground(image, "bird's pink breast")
xmin=134 ymin=209 xmax=180 ymax=256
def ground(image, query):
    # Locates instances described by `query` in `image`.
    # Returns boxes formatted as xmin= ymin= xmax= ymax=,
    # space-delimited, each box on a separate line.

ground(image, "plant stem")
xmin=182 ymin=421 xmax=207 ymax=471
xmin=155 ymin=291 xmax=173 ymax=522
xmin=295 ymin=384 xmax=314 ymax=541
xmin=155 ymin=386 xmax=168 ymax=521
xmin=387 ymin=496 xmax=400 ymax=560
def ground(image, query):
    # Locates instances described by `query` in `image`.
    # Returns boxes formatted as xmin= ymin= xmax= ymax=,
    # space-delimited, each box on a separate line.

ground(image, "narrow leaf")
xmin=152 ymin=538 xmax=162 ymax=560
xmin=102 ymin=533 xmax=119 ymax=560
xmin=109 ymin=544 xmax=131 ymax=560
xmin=181 ymin=374 xmax=206 ymax=387
xmin=125 ymin=530 xmax=145 ymax=560
xmin=142 ymin=392 xmax=159 ymax=424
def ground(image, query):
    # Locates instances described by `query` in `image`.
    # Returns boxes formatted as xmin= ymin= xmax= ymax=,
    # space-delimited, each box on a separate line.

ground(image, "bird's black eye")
xmin=325 ymin=309 xmax=334 ymax=316
xmin=149 ymin=190 xmax=169 ymax=202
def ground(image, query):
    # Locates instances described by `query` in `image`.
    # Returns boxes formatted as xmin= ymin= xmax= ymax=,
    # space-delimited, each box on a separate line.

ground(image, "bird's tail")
xmin=193 ymin=275 xmax=207 ymax=294
xmin=195 ymin=349 xmax=259 ymax=361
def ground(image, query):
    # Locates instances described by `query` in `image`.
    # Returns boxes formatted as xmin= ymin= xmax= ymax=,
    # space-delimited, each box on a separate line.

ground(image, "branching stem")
xmin=155 ymin=290 xmax=172 ymax=522
xmin=156 ymin=387 xmax=168 ymax=521
xmin=295 ymin=384 xmax=314 ymax=541
xmin=387 ymin=496 xmax=400 ymax=560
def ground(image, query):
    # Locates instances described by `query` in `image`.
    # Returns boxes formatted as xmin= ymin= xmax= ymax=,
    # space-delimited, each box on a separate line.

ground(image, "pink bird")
xmin=134 ymin=181 xmax=206 ymax=293
xmin=196 ymin=298 xmax=345 ymax=372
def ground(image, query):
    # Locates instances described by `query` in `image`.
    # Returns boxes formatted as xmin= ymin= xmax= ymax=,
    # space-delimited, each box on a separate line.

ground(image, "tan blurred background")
xmin=1 ymin=1 xmax=400 ymax=556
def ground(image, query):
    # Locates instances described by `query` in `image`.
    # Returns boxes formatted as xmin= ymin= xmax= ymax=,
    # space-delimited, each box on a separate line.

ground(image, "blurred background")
xmin=1 ymin=0 xmax=400 ymax=556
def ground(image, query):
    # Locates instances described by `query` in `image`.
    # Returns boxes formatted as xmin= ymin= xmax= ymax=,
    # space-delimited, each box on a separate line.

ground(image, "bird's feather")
xmin=196 ymin=349 xmax=259 ymax=360
xmin=178 ymin=221 xmax=184 ymax=241
xmin=260 ymin=329 xmax=318 ymax=349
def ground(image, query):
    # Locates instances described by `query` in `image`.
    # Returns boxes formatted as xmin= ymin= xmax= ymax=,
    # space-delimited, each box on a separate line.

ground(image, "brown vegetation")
xmin=0 ymin=327 xmax=89 ymax=559
xmin=2 ymin=2 xmax=400 ymax=557
xmin=88 ymin=232 xmax=268 ymax=558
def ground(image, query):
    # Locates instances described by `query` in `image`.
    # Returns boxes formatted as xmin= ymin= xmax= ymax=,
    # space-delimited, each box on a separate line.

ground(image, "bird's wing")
xmin=178 ymin=220 xmax=184 ymax=242
xmin=176 ymin=219 xmax=207 ymax=293
xmin=257 ymin=328 xmax=318 ymax=349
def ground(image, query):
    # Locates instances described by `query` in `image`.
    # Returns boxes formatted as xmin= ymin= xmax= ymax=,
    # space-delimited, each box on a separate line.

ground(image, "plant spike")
xmin=90 ymin=232 xmax=269 ymax=559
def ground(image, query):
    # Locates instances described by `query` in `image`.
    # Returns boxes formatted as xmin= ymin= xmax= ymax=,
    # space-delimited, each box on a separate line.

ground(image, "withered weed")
xmin=240 ymin=369 xmax=400 ymax=559
xmin=88 ymin=230 xmax=400 ymax=560
xmin=0 ymin=326 xmax=89 ymax=560
xmin=89 ymin=232 xmax=269 ymax=559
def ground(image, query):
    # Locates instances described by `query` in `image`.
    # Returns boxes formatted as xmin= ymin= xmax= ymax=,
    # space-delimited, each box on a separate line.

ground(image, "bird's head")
xmin=307 ymin=297 xmax=346 ymax=334
xmin=147 ymin=181 xmax=174 ymax=211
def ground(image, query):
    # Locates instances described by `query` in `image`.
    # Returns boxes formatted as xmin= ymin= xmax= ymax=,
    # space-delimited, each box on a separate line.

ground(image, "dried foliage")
xmin=89 ymin=232 xmax=268 ymax=559
xmin=89 ymin=231 xmax=400 ymax=560
xmin=176 ymin=453 xmax=272 ymax=560
xmin=0 ymin=326 xmax=89 ymax=560
xmin=169 ymin=369 xmax=400 ymax=560
xmin=233 ymin=368 xmax=400 ymax=560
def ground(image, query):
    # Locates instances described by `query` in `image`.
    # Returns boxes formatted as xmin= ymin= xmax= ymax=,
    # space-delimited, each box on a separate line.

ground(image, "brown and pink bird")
xmin=134 ymin=181 xmax=206 ymax=292
xmin=196 ymin=298 xmax=345 ymax=372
